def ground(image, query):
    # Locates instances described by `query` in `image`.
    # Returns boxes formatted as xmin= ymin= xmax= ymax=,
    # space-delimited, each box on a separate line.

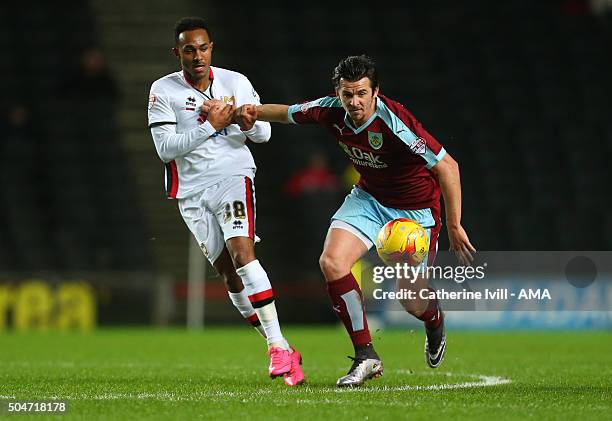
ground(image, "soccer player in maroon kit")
xmin=204 ymin=55 xmax=475 ymax=387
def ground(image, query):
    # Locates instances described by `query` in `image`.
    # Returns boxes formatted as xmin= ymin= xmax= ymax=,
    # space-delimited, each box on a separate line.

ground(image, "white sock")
xmin=236 ymin=260 xmax=287 ymax=349
xmin=227 ymin=289 xmax=266 ymax=339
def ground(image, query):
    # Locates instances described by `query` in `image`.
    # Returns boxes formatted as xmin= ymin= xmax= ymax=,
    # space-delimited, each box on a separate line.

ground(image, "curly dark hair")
xmin=174 ymin=17 xmax=211 ymax=44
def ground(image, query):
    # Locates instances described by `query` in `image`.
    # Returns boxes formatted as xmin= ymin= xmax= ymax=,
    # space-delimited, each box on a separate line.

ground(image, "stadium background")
xmin=0 ymin=0 xmax=611 ymax=330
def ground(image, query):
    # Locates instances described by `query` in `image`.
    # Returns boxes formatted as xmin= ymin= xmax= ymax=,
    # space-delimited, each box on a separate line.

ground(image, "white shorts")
xmin=178 ymin=175 xmax=259 ymax=264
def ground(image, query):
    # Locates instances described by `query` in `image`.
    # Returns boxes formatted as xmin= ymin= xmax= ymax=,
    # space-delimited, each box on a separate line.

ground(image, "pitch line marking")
xmin=309 ymin=371 xmax=511 ymax=393
xmin=9 ymin=372 xmax=510 ymax=401
xmin=336 ymin=373 xmax=511 ymax=392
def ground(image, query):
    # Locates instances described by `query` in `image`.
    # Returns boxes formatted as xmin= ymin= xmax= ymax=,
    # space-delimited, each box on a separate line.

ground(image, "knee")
xmin=319 ymin=252 xmax=349 ymax=281
xmin=226 ymin=237 xmax=256 ymax=269
xmin=232 ymin=249 xmax=256 ymax=269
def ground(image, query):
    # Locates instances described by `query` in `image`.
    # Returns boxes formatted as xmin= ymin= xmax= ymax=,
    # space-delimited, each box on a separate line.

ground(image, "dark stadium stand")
xmin=0 ymin=1 xmax=152 ymax=271
xmin=1 ymin=0 xmax=610 ymax=276
xmin=212 ymin=0 xmax=612 ymax=259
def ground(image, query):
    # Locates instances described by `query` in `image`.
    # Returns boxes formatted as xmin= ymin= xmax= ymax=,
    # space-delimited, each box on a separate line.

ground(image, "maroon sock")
xmin=416 ymin=288 xmax=442 ymax=329
xmin=326 ymin=273 xmax=372 ymax=347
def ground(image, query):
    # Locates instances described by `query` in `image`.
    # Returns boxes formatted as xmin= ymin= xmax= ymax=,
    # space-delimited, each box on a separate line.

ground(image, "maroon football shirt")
xmin=287 ymin=94 xmax=446 ymax=210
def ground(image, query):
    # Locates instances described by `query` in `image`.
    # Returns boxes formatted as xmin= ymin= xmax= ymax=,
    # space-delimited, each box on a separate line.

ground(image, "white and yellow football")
xmin=376 ymin=218 xmax=429 ymax=266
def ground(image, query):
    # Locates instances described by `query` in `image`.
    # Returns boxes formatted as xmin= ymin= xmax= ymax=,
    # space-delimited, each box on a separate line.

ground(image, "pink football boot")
xmin=268 ymin=347 xmax=292 ymax=378
xmin=283 ymin=348 xmax=305 ymax=386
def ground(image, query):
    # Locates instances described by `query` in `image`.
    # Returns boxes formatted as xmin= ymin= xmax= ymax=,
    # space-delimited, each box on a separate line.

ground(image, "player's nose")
xmin=194 ymin=50 xmax=205 ymax=62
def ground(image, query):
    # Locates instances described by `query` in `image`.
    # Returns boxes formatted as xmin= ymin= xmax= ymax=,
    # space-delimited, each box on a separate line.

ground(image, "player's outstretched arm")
xmin=431 ymin=153 xmax=476 ymax=266
xmin=255 ymin=104 xmax=290 ymax=124
xmin=203 ymin=101 xmax=290 ymax=124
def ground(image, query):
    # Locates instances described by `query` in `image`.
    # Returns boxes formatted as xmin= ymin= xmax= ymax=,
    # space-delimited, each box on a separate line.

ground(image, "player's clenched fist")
xmin=202 ymin=100 xmax=258 ymax=132
xmin=205 ymin=102 xmax=235 ymax=131
xmin=234 ymin=104 xmax=257 ymax=131
xmin=200 ymin=99 xmax=225 ymax=114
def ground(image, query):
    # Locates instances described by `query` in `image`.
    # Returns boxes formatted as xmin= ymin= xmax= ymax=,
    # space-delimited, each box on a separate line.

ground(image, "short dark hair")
xmin=174 ymin=17 xmax=211 ymax=44
xmin=332 ymin=55 xmax=379 ymax=90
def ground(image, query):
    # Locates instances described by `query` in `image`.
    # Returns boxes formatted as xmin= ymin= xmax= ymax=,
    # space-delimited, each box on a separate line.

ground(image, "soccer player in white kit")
xmin=147 ymin=17 xmax=304 ymax=386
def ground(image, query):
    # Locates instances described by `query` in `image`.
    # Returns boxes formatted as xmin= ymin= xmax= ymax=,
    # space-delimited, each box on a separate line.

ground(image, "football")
xmin=376 ymin=218 xmax=429 ymax=266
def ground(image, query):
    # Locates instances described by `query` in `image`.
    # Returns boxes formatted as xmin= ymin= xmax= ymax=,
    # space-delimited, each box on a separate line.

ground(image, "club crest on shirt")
xmin=368 ymin=131 xmax=383 ymax=150
xmin=409 ymin=137 xmax=426 ymax=155
xmin=221 ymin=96 xmax=235 ymax=105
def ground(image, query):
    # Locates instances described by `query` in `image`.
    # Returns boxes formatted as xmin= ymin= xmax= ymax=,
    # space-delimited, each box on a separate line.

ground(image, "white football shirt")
xmin=147 ymin=66 xmax=271 ymax=199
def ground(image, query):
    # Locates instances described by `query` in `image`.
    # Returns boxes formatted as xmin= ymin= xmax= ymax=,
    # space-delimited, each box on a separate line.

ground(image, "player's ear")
xmin=209 ymin=42 xmax=214 ymax=53
xmin=171 ymin=47 xmax=179 ymax=59
xmin=373 ymin=85 xmax=379 ymax=98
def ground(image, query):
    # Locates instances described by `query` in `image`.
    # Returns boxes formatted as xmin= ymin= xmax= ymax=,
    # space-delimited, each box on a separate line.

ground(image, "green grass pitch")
xmin=0 ymin=327 xmax=610 ymax=420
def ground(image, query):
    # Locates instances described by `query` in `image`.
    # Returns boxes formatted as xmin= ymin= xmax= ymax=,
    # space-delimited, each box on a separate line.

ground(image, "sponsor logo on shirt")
xmin=338 ymin=142 xmax=388 ymax=169
xmin=221 ymin=96 xmax=236 ymax=105
xmin=409 ymin=137 xmax=426 ymax=155
xmin=368 ymin=131 xmax=383 ymax=150
xmin=210 ymin=128 xmax=228 ymax=138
